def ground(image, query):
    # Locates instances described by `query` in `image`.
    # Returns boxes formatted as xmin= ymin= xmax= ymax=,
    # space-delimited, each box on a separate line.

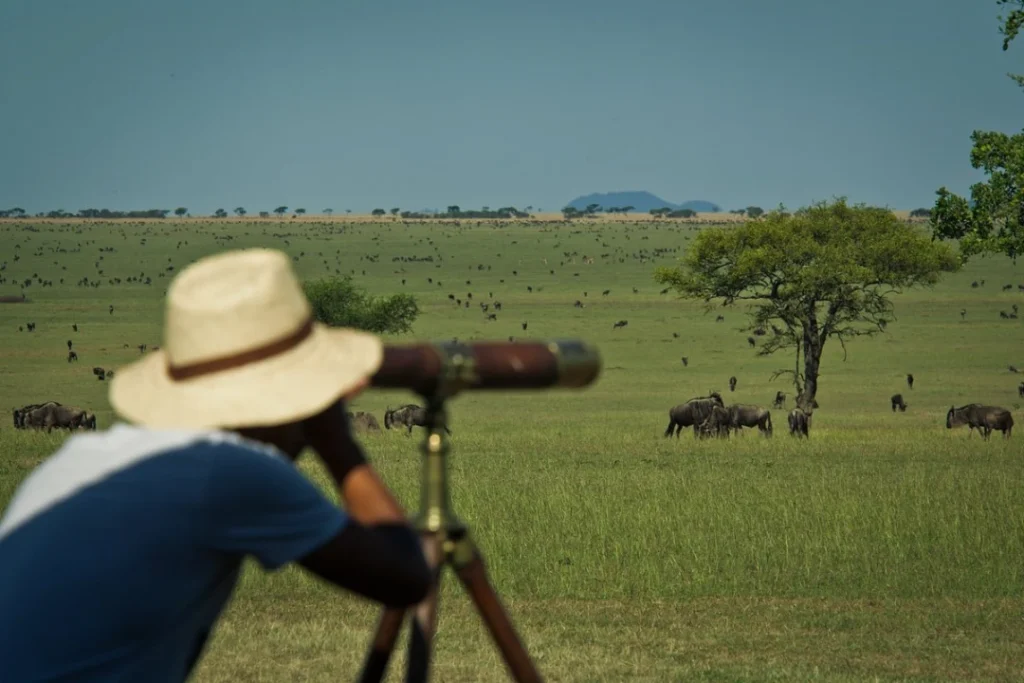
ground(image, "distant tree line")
xmin=0 ymin=203 xmax=932 ymax=222
xmin=374 ymin=205 xmax=532 ymax=219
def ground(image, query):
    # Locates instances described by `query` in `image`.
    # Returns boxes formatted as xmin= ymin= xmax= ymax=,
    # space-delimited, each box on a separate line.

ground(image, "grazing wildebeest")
xmin=772 ymin=391 xmax=785 ymax=409
xmin=728 ymin=404 xmax=773 ymax=436
xmin=664 ymin=393 xmax=725 ymax=438
xmin=946 ymin=404 xmax=1014 ymax=440
xmin=347 ymin=411 xmax=382 ymax=433
xmin=613 ymin=320 xmax=628 ymax=329
xmin=788 ymin=408 xmax=811 ymax=438
xmin=891 ymin=393 xmax=908 ymax=412
xmin=747 ymin=336 xmax=756 ymax=348
xmin=66 ymin=340 xmax=72 ymax=350
xmin=67 ymin=350 xmax=78 ymax=362
xmin=728 ymin=376 xmax=737 ymax=392
xmin=696 ymin=404 xmax=732 ymax=439
xmin=21 ymin=403 xmax=92 ymax=432
xmin=1019 ymin=381 xmax=1024 ymax=398
xmin=906 ymin=373 xmax=914 ymax=390
xmin=680 ymin=356 xmax=688 ymax=367
xmin=13 ymin=401 xmax=64 ymax=429
xmin=384 ymin=404 xmax=452 ymax=436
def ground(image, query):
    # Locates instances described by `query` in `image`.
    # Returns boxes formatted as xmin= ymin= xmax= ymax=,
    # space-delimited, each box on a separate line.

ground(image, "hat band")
xmin=167 ymin=317 xmax=316 ymax=381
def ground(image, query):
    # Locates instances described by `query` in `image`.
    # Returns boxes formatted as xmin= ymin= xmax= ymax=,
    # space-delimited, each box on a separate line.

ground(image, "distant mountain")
xmin=565 ymin=191 xmax=721 ymax=214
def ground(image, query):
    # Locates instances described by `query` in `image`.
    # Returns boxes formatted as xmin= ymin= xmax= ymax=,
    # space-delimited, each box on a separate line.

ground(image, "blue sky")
xmin=0 ymin=0 xmax=1018 ymax=214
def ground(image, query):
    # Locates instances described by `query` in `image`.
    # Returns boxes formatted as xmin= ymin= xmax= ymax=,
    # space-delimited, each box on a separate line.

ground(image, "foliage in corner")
xmin=654 ymin=199 xmax=960 ymax=409
xmin=930 ymin=1 xmax=1024 ymax=262
xmin=303 ymin=276 xmax=419 ymax=335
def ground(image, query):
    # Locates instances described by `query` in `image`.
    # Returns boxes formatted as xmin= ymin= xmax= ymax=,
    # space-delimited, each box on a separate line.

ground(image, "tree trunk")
xmin=797 ymin=319 xmax=823 ymax=411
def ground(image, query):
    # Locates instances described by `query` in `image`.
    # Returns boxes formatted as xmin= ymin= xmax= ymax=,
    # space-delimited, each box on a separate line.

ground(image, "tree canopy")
xmin=303 ymin=276 xmax=419 ymax=335
xmin=930 ymin=1 xmax=1024 ymax=262
xmin=655 ymin=199 xmax=960 ymax=408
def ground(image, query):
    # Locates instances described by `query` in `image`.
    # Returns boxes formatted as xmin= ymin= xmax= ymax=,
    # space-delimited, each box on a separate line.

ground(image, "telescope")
xmin=359 ymin=339 xmax=601 ymax=683
xmin=370 ymin=339 xmax=601 ymax=398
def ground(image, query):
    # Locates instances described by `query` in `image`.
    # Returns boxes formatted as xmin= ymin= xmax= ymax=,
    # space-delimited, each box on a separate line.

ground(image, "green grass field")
xmin=2 ymin=218 xmax=1023 ymax=682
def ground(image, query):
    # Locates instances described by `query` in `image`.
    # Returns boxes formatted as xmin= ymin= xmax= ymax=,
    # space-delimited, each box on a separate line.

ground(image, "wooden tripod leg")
xmin=357 ymin=608 xmax=406 ymax=683
xmin=451 ymin=538 xmax=543 ymax=683
xmin=404 ymin=532 xmax=445 ymax=683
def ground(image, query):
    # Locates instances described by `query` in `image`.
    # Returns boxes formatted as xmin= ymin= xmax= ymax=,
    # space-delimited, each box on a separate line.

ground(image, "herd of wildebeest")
xmin=662 ymin=387 xmax=1016 ymax=441
xmin=3 ymin=221 xmax=1022 ymax=444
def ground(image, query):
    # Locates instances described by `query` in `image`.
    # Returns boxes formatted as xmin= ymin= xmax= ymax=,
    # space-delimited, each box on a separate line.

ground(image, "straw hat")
xmin=109 ymin=248 xmax=383 ymax=429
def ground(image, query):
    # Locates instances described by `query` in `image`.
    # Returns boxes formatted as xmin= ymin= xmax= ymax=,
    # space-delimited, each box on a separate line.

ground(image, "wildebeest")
xmin=727 ymin=404 xmax=773 ymax=436
xmin=347 ymin=411 xmax=382 ymax=433
xmin=384 ymin=404 xmax=452 ymax=436
xmin=664 ymin=393 xmax=725 ymax=438
xmin=891 ymin=393 xmax=908 ymax=412
xmin=946 ymin=404 xmax=1014 ymax=440
xmin=20 ymin=403 xmax=93 ymax=432
xmin=613 ymin=320 xmax=628 ymax=329
xmin=1019 ymin=381 xmax=1024 ymax=398
xmin=728 ymin=376 xmax=737 ymax=392
xmin=772 ymin=391 xmax=786 ymax=409
xmin=788 ymin=408 xmax=811 ymax=438
xmin=67 ymin=350 xmax=78 ymax=362
xmin=906 ymin=373 xmax=914 ymax=390
xmin=696 ymin=404 xmax=732 ymax=439
xmin=13 ymin=401 xmax=63 ymax=429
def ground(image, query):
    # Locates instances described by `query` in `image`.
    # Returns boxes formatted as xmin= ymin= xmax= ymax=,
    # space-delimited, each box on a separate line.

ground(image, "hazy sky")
xmin=0 ymin=0 xmax=1019 ymax=214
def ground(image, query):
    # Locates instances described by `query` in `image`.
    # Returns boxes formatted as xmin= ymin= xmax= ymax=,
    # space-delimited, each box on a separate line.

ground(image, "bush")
xmin=302 ymin=276 xmax=419 ymax=334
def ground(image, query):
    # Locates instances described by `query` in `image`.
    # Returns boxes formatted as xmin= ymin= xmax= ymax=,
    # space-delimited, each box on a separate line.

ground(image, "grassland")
xmin=1 ymin=216 xmax=1022 ymax=682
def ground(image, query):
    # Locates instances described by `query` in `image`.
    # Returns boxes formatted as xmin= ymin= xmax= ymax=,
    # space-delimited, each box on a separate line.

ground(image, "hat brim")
xmin=109 ymin=324 xmax=383 ymax=430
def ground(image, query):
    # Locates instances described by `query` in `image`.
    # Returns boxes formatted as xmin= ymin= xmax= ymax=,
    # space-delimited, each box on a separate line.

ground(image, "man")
xmin=0 ymin=248 xmax=431 ymax=681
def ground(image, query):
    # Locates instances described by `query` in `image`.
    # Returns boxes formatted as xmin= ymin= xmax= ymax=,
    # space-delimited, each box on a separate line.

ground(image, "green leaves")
xmin=931 ymin=3 xmax=1024 ymax=261
xmin=303 ymin=276 xmax=420 ymax=335
xmin=654 ymin=198 xmax=958 ymax=344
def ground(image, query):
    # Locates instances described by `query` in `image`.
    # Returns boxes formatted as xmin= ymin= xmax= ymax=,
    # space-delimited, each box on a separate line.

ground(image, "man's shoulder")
xmin=0 ymin=424 xmax=289 ymax=541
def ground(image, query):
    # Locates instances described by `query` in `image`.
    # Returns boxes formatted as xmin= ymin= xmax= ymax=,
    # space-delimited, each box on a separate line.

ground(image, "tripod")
xmin=357 ymin=393 xmax=544 ymax=683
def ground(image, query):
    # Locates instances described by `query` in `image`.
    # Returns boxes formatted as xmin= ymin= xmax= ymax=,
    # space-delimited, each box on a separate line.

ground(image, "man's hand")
xmin=302 ymin=381 xmax=409 ymax=526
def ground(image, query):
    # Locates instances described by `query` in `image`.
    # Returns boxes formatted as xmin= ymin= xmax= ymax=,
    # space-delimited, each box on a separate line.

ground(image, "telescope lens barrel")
xmin=370 ymin=340 xmax=601 ymax=396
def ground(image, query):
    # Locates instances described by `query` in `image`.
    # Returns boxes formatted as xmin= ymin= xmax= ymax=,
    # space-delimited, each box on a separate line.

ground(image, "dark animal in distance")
xmin=891 ymin=394 xmax=908 ymax=412
xmin=727 ymin=404 xmax=773 ymax=436
xmin=772 ymin=391 xmax=786 ymax=409
xmin=384 ymin=404 xmax=452 ymax=436
xmin=67 ymin=351 xmax=77 ymax=363
xmin=788 ymin=408 xmax=811 ymax=438
xmin=906 ymin=373 xmax=914 ymax=390
xmin=1019 ymin=382 xmax=1024 ymax=398
xmin=946 ymin=404 xmax=1014 ymax=440
xmin=17 ymin=403 xmax=96 ymax=432
xmin=613 ymin=320 xmax=628 ymax=329
xmin=13 ymin=402 xmax=62 ymax=429
xmin=664 ymin=393 xmax=725 ymax=438
xmin=728 ymin=376 xmax=737 ymax=392
xmin=696 ymin=405 xmax=732 ymax=439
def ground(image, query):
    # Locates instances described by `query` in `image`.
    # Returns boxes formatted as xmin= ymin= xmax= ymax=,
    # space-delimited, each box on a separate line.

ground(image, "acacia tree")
xmin=931 ymin=0 xmax=1024 ymax=261
xmin=654 ymin=199 xmax=959 ymax=409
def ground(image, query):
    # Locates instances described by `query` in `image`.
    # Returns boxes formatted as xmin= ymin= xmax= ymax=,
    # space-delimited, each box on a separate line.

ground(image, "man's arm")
xmin=201 ymin=442 xmax=430 ymax=608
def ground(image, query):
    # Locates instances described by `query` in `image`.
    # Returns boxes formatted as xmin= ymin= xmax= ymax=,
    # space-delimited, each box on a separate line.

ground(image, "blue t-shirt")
xmin=0 ymin=424 xmax=348 ymax=682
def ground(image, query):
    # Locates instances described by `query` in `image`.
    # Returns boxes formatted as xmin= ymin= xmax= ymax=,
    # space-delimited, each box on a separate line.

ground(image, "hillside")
xmin=566 ymin=191 xmax=721 ymax=213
